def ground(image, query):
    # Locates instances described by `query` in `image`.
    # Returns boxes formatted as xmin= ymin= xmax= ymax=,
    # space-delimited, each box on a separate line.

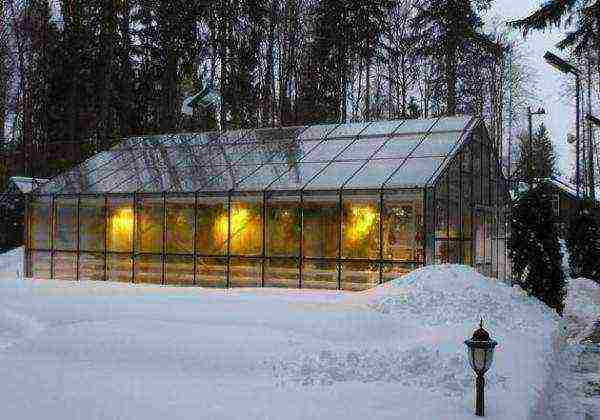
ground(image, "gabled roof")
xmin=37 ymin=116 xmax=478 ymax=194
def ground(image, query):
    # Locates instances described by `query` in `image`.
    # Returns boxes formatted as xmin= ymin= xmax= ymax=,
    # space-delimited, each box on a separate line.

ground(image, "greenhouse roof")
xmin=35 ymin=115 xmax=478 ymax=195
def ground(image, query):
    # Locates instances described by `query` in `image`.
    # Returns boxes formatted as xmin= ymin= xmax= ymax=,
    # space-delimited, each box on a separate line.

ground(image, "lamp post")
xmin=585 ymin=113 xmax=599 ymax=200
xmin=544 ymin=51 xmax=582 ymax=197
xmin=465 ymin=318 xmax=498 ymax=417
xmin=526 ymin=106 xmax=546 ymax=184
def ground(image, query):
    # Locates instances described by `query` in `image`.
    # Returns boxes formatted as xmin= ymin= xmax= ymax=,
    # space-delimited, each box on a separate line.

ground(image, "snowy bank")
xmin=0 ymin=250 xmax=562 ymax=419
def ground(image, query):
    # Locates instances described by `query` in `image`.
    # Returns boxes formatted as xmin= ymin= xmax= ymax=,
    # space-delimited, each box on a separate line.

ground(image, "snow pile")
xmin=0 ymin=250 xmax=564 ymax=419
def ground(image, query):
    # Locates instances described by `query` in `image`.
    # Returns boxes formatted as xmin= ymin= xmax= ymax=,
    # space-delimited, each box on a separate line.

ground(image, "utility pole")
xmin=587 ymin=56 xmax=595 ymax=199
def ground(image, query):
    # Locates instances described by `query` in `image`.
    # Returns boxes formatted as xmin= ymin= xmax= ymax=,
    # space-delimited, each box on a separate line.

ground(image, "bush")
xmin=566 ymin=198 xmax=600 ymax=283
xmin=508 ymin=182 xmax=567 ymax=315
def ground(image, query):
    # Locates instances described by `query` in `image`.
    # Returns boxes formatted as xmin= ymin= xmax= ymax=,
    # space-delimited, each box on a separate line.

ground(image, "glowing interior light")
xmin=216 ymin=207 xmax=250 ymax=239
xmin=111 ymin=207 xmax=133 ymax=234
xmin=348 ymin=205 xmax=378 ymax=240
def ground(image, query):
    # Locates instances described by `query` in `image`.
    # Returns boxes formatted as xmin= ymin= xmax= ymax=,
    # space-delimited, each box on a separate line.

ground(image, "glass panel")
xmin=447 ymin=240 xmax=462 ymax=263
xmin=303 ymin=194 xmax=340 ymax=258
xmin=53 ymin=251 xmax=76 ymax=280
xmin=342 ymin=194 xmax=380 ymax=258
xmin=266 ymin=195 xmax=300 ymax=257
xmin=230 ymin=195 xmax=263 ymax=256
xmin=107 ymin=253 xmax=132 ymax=282
xmin=107 ymin=197 xmax=134 ymax=252
xmin=472 ymin=141 xmax=482 ymax=204
xmin=196 ymin=196 xmax=228 ymax=255
xmin=230 ymin=257 xmax=261 ymax=287
xmin=461 ymin=142 xmax=472 ymax=172
xmin=269 ymin=139 xmax=320 ymax=164
xmin=336 ymin=137 xmax=388 ymax=160
xmin=382 ymin=262 xmax=416 ymax=283
xmin=341 ymin=261 xmax=379 ymax=291
xmin=383 ymin=190 xmax=424 ymax=262
xmin=79 ymin=253 xmax=104 ymax=281
xmin=268 ymin=162 xmax=328 ymax=190
xmin=424 ymin=188 xmax=435 ymax=264
xmin=166 ymin=196 xmax=194 ymax=254
xmin=134 ymin=254 xmax=162 ymax=284
xmin=432 ymin=116 xmax=470 ymax=132
xmin=435 ymin=241 xmax=449 ymax=264
xmin=344 ymin=159 xmax=398 ymax=189
xmin=373 ymin=135 xmax=422 ymax=158
xmin=136 ymin=195 xmax=163 ymax=253
xmin=435 ymin=175 xmax=448 ymax=238
xmin=80 ymin=197 xmax=105 ymax=252
xmin=462 ymin=170 xmax=472 ymax=239
xmin=410 ymin=131 xmax=462 ymax=158
xmin=328 ymin=121 xmax=371 ymax=138
xmin=31 ymin=251 xmax=51 ymax=278
xmin=196 ymin=257 xmax=227 ymax=287
xmin=448 ymin=161 xmax=461 ymax=239
xmin=302 ymin=260 xmax=337 ymax=289
xmin=264 ymin=258 xmax=299 ymax=288
xmin=236 ymin=164 xmax=292 ymax=191
xmin=474 ymin=210 xmax=485 ymax=273
xmin=394 ymin=118 xmax=438 ymax=135
xmin=165 ymin=255 xmax=194 ymax=285
xmin=30 ymin=196 xmax=51 ymax=249
xmin=362 ymin=120 xmax=404 ymax=136
xmin=304 ymin=161 xmax=365 ymax=190
xmin=299 ymin=123 xmax=340 ymax=140
xmin=53 ymin=197 xmax=77 ymax=250
xmin=301 ymin=138 xmax=355 ymax=162
xmin=384 ymin=157 xmax=446 ymax=188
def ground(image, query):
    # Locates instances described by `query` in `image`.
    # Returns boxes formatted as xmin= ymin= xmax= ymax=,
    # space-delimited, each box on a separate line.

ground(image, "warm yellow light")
xmin=111 ymin=207 xmax=133 ymax=234
xmin=216 ymin=207 xmax=249 ymax=238
xmin=347 ymin=205 xmax=378 ymax=241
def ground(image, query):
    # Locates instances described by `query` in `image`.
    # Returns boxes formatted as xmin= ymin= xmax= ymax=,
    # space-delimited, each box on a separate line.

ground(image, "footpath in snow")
xmin=0 ymin=247 xmax=590 ymax=419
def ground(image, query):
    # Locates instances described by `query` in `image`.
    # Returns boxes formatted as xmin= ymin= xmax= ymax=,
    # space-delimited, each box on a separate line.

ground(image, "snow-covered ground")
xmin=0 ymin=248 xmax=595 ymax=419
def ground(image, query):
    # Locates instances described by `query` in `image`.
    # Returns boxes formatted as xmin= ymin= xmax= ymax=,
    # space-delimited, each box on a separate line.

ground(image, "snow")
xmin=0 ymin=248 xmax=592 ymax=419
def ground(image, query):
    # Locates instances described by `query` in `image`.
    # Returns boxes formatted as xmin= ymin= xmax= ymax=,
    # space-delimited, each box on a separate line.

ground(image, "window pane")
xmin=268 ymin=162 xmax=328 ymax=190
xmin=134 ymin=254 xmax=162 ymax=284
xmin=196 ymin=257 xmax=227 ymax=287
xmin=266 ymin=196 xmax=300 ymax=257
xmin=328 ymin=122 xmax=371 ymax=137
xmin=79 ymin=253 xmax=104 ymax=281
xmin=373 ymin=135 xmax=421 ymax=159
xmin=80 ymin=197 xmax=105 ymax=252
xmin=136 ymin=195 xmax=163 ymax=253
xmin=342 ymin=194 xmax=380 ymax=259
xmin=383 ymin=190 xmax=423 ymax=262
xmin=30 ymin=197 xmax=51 ymax=249
xmin=394 ymin=118 xmax=438 ymax=135
xmin=448 ymin=161 xmax=461 ymax=239
xmin=301 ymin=139 xmax=355 ymax=162
xmin=165 ymin=255 xmax=194 ymax=286
xmin=472 ymin=141 xmax=482 ymax=204
xmin=106 ymin=253 xmax=131 ymax=282
xmin=303 ymin=194 xmax=339 ymax=258
xmin=107 ymin=198 xmax=133 ymax=252
xmin=435 ymin=175 xmax=448 ymax=238
xmin=302 ymin=260 xmax=337 ymax=289
xmin=341 ymin=261 xmax=379 ymax=291
xmin=196 ymin=196 xmax=228 ymax=255
xmin=31 ymin=250 xmax=51 ymax=278
xmin=54 ymin=251 xmax=76 ymax=280
xmin=462 ymin=171 xmax=472 ymax=238
xmin=410 ymin=131 xmax=462 ymax=157
xmin=230 ymin=257 xmax=261 ymax=287
xmin=305 ymin=161 xmax=365 ymax=190
xmin=54 ymin=197 xmax=77 ymax=250
xmin=344 ymin=159 xmax=398 ymax=189
xmin=230 ymin=196 xmax=263 ymax=256
xmin=264 ymin=258 xmax=299 ymax=288
xmin=384 ymin=157 xmax=445 ymax=188
xmin=166 ymin=196 xmax=194 ymax=254
xmin=336 ymin=137 xmax=388 ymax=160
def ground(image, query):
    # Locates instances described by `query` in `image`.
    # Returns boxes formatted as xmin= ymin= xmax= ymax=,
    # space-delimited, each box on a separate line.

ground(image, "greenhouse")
xmin=24 ymin=116 xmax=511 ymax=291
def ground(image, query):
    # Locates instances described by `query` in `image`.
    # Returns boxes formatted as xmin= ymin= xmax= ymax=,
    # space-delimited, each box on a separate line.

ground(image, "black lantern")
xmin=464 ymin=318 xmax=498 ymax=417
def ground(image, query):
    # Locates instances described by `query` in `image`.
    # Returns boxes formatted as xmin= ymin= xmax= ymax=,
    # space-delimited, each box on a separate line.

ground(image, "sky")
xmin=488 ymin=0 xmax=573 ymax=177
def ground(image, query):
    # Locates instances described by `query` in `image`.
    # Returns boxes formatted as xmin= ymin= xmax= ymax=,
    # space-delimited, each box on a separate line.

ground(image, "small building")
xmin=0 ymin=177 xmax=47 ymax=252
xmin=24 ymin=116 xmax=511 ymax=289
xmin=548 ymin=178 xmax=579 ymax=235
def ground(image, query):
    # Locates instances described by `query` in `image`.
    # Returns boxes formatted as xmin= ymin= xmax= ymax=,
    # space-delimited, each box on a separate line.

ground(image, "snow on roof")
xmin=549 ymin=177 xmax=578 ymax=198
xmin=36 ymin=116 xmax=478 ymax=194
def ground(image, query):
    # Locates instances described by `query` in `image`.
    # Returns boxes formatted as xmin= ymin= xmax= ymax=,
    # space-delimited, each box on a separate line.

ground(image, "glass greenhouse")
xmin=25 ymin=116 xmax=511 ymax=290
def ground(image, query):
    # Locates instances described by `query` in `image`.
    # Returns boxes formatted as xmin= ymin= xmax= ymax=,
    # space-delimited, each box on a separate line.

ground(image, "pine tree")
xmin=514 ymin=122 xmax=558 ymax=182
xmin=566 ymin=198 xmax=600 ymax=283
xmin=509 ymin=182 xmax=567 ymax=315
